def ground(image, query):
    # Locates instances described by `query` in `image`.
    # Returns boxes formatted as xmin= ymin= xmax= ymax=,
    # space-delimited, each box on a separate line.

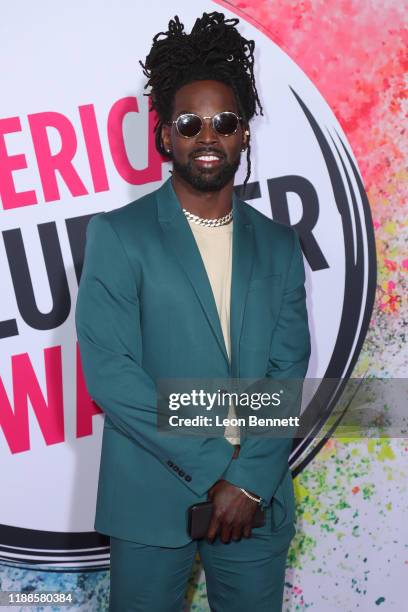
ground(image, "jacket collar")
xmin=156 ymin=177 xmax=254 ymax=373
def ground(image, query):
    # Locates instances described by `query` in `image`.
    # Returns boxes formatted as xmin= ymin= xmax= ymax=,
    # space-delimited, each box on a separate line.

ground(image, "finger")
xmin=231 ymin=525 xmax=242 ymax=541
xmin=220 ymin=523 xmax=232 ymax=544
xmin=206 ymin=516 xmax=220 ymax=543
xmin=243 ymin=524 xmax=252 ymax=538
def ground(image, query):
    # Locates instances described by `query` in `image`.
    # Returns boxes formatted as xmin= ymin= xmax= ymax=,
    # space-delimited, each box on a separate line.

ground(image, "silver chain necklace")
xmin=182 ymin=208 xmax=233 ymax=227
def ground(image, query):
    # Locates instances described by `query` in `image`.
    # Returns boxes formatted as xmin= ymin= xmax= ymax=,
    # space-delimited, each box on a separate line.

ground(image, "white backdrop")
xmin=1 ymin=2 xmax=397 ymax=611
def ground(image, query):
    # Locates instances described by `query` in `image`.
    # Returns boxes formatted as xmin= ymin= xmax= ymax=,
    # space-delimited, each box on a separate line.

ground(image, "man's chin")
xmin=188 ymin=175 xmax=230 ymax=192
xmin=173 ymin=161 xmax=239 ymax=193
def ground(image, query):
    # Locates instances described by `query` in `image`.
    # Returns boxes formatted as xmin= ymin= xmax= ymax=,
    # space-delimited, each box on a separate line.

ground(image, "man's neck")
xmin=171 ymin=174 xmax=233 ymax=219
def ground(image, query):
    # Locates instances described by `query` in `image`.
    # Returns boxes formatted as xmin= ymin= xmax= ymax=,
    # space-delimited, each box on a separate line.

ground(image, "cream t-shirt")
xmin=187 ymin=218 xmax=240 ymax=445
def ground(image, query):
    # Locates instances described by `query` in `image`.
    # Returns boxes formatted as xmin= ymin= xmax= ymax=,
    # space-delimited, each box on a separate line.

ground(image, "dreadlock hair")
xmin=140 ymin=11 xmax=263 ymax=186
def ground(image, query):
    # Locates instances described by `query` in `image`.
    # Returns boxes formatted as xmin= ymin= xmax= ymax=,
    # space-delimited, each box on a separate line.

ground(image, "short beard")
xmin=172 ymin=155 xmax=241 ymax=192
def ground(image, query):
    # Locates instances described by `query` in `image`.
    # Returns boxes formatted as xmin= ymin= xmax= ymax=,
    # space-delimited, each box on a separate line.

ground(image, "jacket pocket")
xmin=248 ymin=273 xmax=281 ymax=292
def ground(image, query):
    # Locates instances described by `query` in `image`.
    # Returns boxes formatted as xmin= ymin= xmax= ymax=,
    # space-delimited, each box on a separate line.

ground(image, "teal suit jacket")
xmin=75 ymin=177 xmax=311 ymax=547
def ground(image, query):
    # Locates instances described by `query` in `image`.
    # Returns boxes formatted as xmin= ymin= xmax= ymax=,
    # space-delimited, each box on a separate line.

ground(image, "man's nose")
xmin=197 ymin=118 xmax=218 ymax=144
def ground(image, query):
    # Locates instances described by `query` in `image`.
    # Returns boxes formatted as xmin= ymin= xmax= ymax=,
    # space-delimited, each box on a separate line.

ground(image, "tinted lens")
xmin=176 ymin=114 xmax=202 ymax=137
xmin=213 ymin=112 xmax=239 ymax=135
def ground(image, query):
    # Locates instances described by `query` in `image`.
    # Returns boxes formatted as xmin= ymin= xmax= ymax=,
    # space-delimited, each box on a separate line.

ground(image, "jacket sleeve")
xmin=222 ymin=229 xmax=311 ymax=504
xmin=75 ymin=213 xmax=234 ymax=497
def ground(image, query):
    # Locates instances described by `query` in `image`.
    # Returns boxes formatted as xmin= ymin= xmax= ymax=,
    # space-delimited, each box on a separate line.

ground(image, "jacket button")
xmin=179 ymin=470 xmax=185 ymax=477
xmin=167 ymin=460 xmax=174 ymax=468
xmin=185 ymin=475 xmax=192 ymax=482
xmin=173 ymin=464 xmax=179 ymax=472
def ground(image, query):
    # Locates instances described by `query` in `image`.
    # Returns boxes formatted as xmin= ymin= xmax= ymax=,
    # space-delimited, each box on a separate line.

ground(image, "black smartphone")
xmin=188 ymin=501 xmax=265 ymax=539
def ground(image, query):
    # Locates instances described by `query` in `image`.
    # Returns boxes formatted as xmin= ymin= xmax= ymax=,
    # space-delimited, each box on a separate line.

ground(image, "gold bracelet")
xmin=239 ymin=488 xmax=261 ymax=504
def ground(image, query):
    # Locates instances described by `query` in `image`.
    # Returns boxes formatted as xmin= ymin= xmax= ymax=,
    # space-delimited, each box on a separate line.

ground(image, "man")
xmin=75 ymin=12 xmax=310 ymax=612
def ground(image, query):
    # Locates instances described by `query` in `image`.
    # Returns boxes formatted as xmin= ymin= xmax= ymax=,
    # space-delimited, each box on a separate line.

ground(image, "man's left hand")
xmin=206 ymin=479 xmax=259 ymax=544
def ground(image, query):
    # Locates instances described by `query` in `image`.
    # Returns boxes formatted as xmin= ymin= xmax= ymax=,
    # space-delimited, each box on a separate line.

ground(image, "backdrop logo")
xmin=0 ymin=1 xmax=375 ymax=569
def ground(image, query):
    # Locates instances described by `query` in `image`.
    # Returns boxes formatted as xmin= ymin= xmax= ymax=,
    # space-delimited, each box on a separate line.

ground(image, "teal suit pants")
xmin=109 ymin=511 xmax=295 ymax=612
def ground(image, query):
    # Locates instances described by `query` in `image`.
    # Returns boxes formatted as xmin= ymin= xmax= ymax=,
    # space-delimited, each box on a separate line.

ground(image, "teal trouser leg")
xmin=109 ymin=521 xmax=295 ymax=612
xmin=108 ymin=537 xmax=196 ymax=612
xmin=198 ymin=523 xmax=295 ymax=612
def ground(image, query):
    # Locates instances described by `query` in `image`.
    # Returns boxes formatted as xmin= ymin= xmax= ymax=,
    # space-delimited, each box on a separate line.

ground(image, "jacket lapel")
xmin=156 ymin=178 xmax=254 ymax=373
xmin=230 ymin=193 xmax=254 ymax=376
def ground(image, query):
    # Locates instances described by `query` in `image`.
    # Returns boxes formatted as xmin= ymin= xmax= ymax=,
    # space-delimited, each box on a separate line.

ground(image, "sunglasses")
xmin=170 ymin=112 xmax=243 ymax=138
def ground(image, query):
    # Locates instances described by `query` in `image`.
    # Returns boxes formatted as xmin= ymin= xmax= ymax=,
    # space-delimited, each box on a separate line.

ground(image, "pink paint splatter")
xmin=216 ymin=0 xmax=407 ymax=372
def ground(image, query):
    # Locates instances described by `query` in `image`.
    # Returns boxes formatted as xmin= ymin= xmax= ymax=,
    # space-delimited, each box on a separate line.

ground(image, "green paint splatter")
xmin=362 ymin=484 xmax=376 ymax=500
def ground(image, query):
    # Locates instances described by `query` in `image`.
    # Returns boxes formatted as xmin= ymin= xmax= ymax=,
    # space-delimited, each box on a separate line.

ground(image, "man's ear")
xmin=242 ymin=128 xmax=250 ymax=151
xmin=161 ymin=123 xmax=172 ymax=154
